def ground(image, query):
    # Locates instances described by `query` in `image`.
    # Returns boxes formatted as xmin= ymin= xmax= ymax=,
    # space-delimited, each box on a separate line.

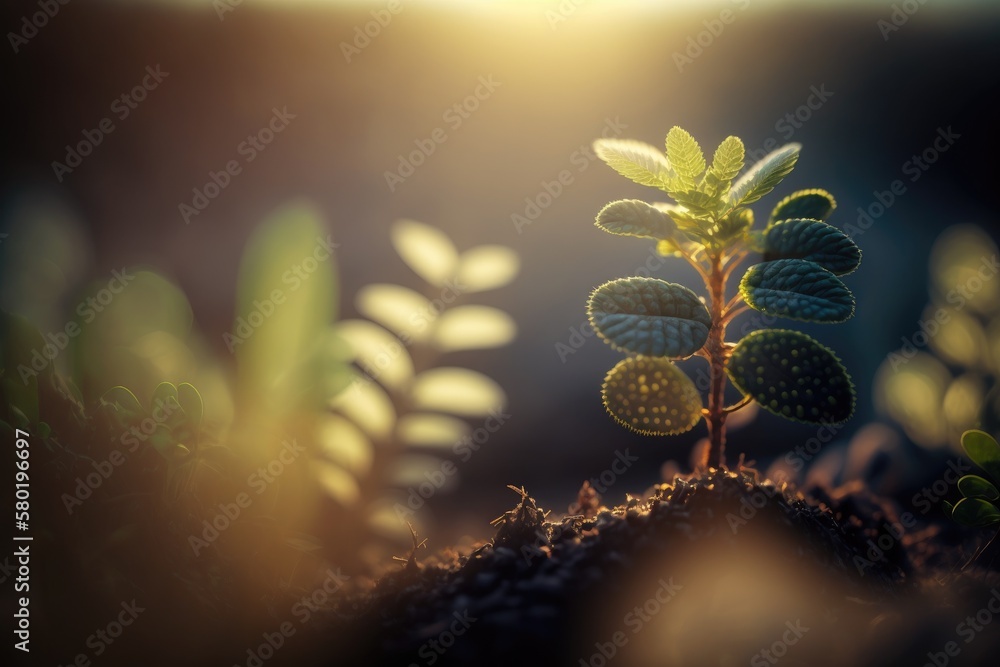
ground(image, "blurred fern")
xmin=330 ymin=219 xmax=519 ymax=544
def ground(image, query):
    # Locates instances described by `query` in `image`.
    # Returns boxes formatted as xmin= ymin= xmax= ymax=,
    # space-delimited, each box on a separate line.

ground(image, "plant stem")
xmin=703 ymin=251 xmax=729 ymax=470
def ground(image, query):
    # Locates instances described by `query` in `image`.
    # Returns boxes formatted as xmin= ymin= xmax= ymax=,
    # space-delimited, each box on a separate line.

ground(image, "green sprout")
xmin=587 ymin=126 xmax=861 ymax=469
xmin=946 ymin=430 xmax=1000 ymax=527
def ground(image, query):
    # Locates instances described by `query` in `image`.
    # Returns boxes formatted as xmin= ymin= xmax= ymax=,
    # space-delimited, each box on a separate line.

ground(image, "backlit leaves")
xmin=432 ymin=306 xmax=517 ymax=352
xmin=596 ymin=199 xmax=678 ymax=240
xmin=391 ymin=219 xmax=459 ymax=287
xmin=411 ymin=368 xmax=506 ymax=416
xmin=728 ymin=143 xmax=800 ymax=208
xmin=769 ymin=189 xmax=836 ymax=225
xmin=455 ymin=245 xmax=519 ymax=293
xmin=728 ymin=329 xmax=856 ymax=424
xmin=588 ymin=278 xmax=711 ymax=358
xmin=593 ymin=138 xmax=673 ymax=189
xmin=665 ymin=126 xmax=706 ymax=188
xmin=704 ymin=135 xmax=745 ymax=197
xmin=329 ymin=220 xmax=518 ymax=521
xmin=591 ymin=126 xmax=860 ymax=442
xmin=356 ymin=284 xmax=433 ymax=343
xmin=602 ymin=356 xmax=702 ymax=435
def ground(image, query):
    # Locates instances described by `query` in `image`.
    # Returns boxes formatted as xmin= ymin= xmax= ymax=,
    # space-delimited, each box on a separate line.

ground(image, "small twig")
xmin=722 ymin=250 xmax=749 ymax=282
xmin=961 ymin=525 xmax=1000 ymax=572
xmin=721 ymin=304 xmax=750 ymax=325
xmin=723 ymin=395 xmax=754 ymax=413
xmin=392 ymin=522 xmax=428 ymax=570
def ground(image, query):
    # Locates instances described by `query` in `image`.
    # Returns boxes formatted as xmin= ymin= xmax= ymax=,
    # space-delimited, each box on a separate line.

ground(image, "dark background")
xmin=3 ymin=0 xmax=1000 ymax=546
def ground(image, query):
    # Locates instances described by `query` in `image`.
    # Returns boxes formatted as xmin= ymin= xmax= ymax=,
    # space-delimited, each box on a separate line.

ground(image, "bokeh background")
xmin=3 ymin=0 xmax=1000 ymax=569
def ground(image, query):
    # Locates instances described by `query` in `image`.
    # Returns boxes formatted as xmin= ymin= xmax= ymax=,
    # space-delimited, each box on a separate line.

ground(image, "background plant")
xmin=875 ymin=225 xmax=1000 ymax=451
xmin=330 ymin=219 xmax=519 ymax=545
xmin=944 ymin=429 xmax=1000 ymax=568
xmin=587 ymin=126 xmax=861 ymax=469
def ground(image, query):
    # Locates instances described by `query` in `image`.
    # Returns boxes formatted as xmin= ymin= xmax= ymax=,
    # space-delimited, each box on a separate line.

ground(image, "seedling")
xmin=946 ymin=429 xmax=1000 ymax=527
xmin=587 ymin=127 xmax=860 ymax=469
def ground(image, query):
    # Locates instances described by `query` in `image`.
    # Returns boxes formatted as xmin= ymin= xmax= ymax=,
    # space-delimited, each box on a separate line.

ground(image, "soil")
xmin=328 ymin=468 xmax=1000 ymax=667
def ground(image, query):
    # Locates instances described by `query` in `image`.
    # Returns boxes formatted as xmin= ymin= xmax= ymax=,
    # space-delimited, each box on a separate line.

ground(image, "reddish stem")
xmin=703 ymin=252 xmax=729 ymax=470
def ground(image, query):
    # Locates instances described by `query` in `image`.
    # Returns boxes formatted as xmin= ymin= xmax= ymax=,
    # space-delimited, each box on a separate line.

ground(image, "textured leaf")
xmin=740 ymin=259 xmax=855 ymax=323
xmin=456 ymin=245 xmax=519 ymax=293
xmin=587 ymin=278 xmax=711 ymax=358
xmin=665 ymin=127 xmax=705 ymax=187
xmin=962 ymin=430 xmax=1000 ymax=486
xmin=769 ymin=188 xmax=836 ymax=224
xmin=602 ymin=356 xmax=702 ymax=435
xmin=593 ymin=139 xmax=672 ymax=188
xmin=763 ymin=219 xmax=861 ymax=276
xmin=669 ymin=189 xmax=720 ymax=216
xmin=958 ymin=474 xmax=1000 ymax=501
xmin=729 ymin=143 xmax=801 ymax=207
xmin=596 ymin=199 xmax=677 ymax=240
xmin=713 ymin=208 xmax=754 ymax=245
xmin=707 ymin=136 xmax=745 ymax=186
xmin=432 ymin=306 xmax=517 ymax=352
xmin=951 ymin=497 xmax=1000 ymax=527
xmin=728 ymin=329 xmax=855 ymax=424
xmin=391 ymin=219 xmax=459 ymax=287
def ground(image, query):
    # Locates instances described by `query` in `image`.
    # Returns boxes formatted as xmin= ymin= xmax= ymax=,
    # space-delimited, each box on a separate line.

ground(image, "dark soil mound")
xmin=325 ymin=469 xmax=997 ymax=667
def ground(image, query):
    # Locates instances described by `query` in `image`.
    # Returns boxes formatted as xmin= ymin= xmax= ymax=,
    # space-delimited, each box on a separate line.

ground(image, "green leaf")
xmin=596 ymin=199 xmax=677 ymax=240
xmin=235 ymin=202 xmax=338 ymax=415
xmin=152 ymin=382 xmax=178 ymax=410
xmin=177 ymin=382 xmax=204 ymax=427
xmin=769 ymin=188 xmax=836 ymax=225
xmin=958 ymin=474 xmax=1000 ymax=501
xmin=727 ymin=329 xmax=855 ymax=424
xmin=961 ymin=430 xmax=1000 ymax=487
xmin=587 ymin=278 xmax=711 ymax=358
xmin=951 ymin=497 xmax=1000 ymax=527
xmin=703 ymin=136 xmax=745 ymax=197
xmin=665 ymin=127 xmax=705 ymax=188
xmin=101 ymin=385 xmax=143 ymax=419
xmin=602 ymin=356 xmax=702 ymax=435
xmin=740 ymin=259 xmax=855 ymax=323
xmin=669 ymin=189 xmax=720 ymax=217
xmin=763 ymin=219 xmax=862 ymax=276
xmin=593 ymin=139 xmax=672 ymax=189
xmin=728 ymin=143 xmax=801 ymax=208
xmin=713 ymin=208 xmax=754 ymax=246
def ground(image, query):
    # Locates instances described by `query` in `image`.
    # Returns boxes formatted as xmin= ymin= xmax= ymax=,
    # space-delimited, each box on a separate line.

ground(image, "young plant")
xmin=587 ymin=127 xmax=861 ymax=469
xmin=946 ymin=430 xmax=1000 ymax=527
